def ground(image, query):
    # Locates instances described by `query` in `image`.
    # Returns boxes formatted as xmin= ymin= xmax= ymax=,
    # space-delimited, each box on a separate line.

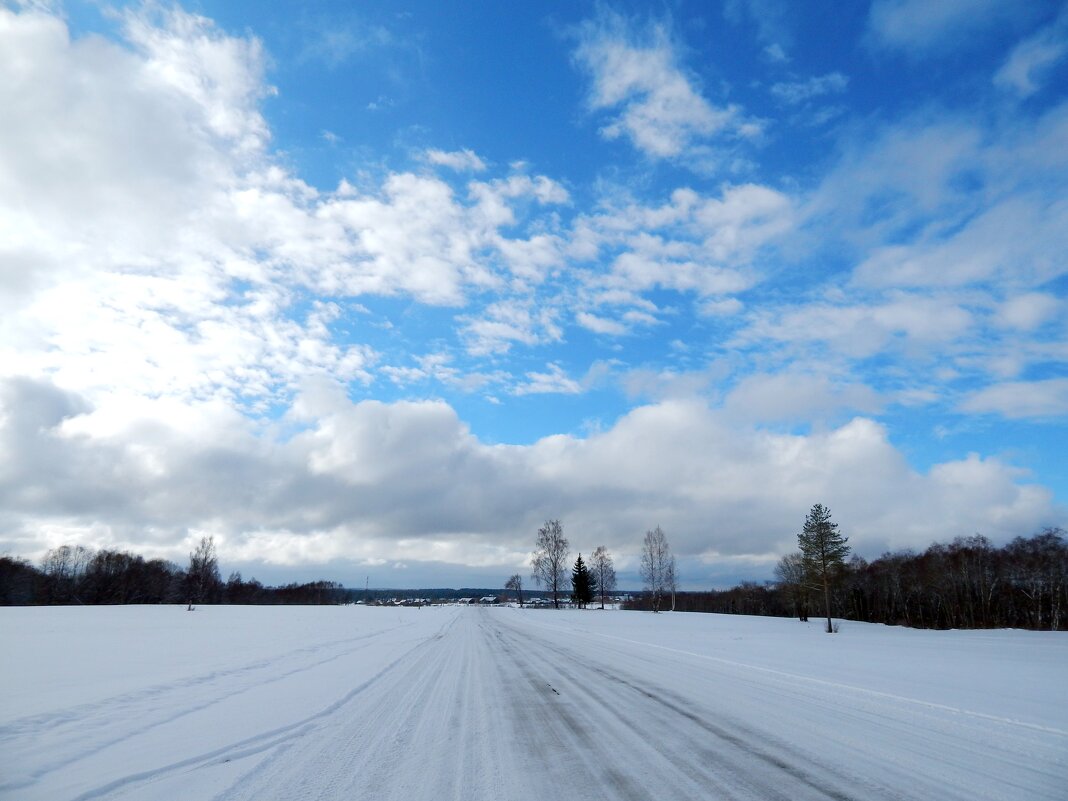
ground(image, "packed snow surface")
xmin=1 ymin=605 xmax=1065 ymax=800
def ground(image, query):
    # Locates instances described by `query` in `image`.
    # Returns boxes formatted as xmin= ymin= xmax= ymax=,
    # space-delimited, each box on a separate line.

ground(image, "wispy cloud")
xmin=573 ymin=183 xmax=792 ymax=301
xmin=297 ymin=16 xmax=395 ymax=69
xmin=763 ymin=43 xmax=789 ymax=63
xmin=572 ymin=10 xmax=758 ymax=162
xmin=512 ymin=363 xmax=583 ymax=396
xmin=425 ymin=148 xmax=487 ymax=172
xmin=724 ymin=0 xmax=793 ymax=53
xmin=735 ymin=294 xmax=975 ymax=361
xmin=770 ymin=72 xmax=848 ymax=104
xmin=994 ymin=293 xmax=1062 ymax=331
xmin=961 ymin=378 xmax=1068 ymax=419
xmin=866 ymin=0 xmax=1014 ymax=56
xmin=994 ymin=7 xmax=1068 ymax=97
xmin=576 ymin=312 xmax=628 ymax=336
xmin=722 ymin=371 xmax=883 ymax=425
xmin=458 ymin=299 xmax=563 ymax=356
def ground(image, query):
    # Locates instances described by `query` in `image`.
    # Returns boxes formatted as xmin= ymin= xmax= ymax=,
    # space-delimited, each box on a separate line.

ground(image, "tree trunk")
xmin=823 ymin=578 xmax=833 ymax=633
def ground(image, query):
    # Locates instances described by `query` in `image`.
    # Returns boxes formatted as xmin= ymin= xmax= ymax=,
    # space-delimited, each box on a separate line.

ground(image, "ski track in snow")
xmin=1 ymin=606 xmax=1065 ymax=801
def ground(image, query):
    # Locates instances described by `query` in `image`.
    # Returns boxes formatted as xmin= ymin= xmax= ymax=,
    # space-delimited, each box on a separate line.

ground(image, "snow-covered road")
xmin=1 ymin=605 xmax=1065 ymax=800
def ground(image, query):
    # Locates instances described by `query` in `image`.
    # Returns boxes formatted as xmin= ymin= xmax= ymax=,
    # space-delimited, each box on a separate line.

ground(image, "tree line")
xmin=527 ymin=504 xmax=1065 ymax=632
xmin=627 ymin=513 xmax=1067 ymax=632
xmin=0 ymin=536 xmax=348 ymax=607
xmin=6 ymin=514 xmax=1065 ymax=629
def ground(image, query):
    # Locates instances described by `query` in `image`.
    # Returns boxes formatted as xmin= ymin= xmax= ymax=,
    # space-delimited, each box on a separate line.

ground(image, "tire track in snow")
xmin=212 ymin=607 xmax=518 ymax=801
xmin=61 ymin=616 xmax=456 ymax=801
xmin=14 ymin=607 xmax=1064 ymax=801
xmin=1 ymin=626 xmax=410 ymax=740
xmin=0 ymin=624 xmax=419 ymax=795
xmin=493 ymin=610 xmax=1066 ymax=801
xmin=207 ymin=609 xmax=1064 ymax=801
xmin=520 ymin=617 xmax=1068 ymax=737
xmin=489 ymin=612 xmax=866 ymax=801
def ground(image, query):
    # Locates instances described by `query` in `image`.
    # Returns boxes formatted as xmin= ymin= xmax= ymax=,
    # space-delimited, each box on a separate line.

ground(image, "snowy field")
xmin=1 ymin=605 xmax=1065 ymax=801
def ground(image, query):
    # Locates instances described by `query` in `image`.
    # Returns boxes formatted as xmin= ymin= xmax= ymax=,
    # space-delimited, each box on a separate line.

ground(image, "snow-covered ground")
xmin=1 ymin=605 xmax=1064 ymax=800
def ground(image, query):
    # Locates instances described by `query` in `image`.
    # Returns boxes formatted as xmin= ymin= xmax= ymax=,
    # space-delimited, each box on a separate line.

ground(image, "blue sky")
xmin=1 ymin=0 xmax=1066 ymax=589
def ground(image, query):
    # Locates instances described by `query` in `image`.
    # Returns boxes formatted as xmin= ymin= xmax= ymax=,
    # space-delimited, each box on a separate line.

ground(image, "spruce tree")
xmin=571 ymin=553 xmax=593 ymax=608
xmin=798 ymin=503 xmax=849 ymax=633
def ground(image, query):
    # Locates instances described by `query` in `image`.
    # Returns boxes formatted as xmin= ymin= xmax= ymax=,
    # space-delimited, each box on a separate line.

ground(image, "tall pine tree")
xmin=798 ymin=503 xmax=849 ymax=633
xmin=571 ymin=553 xmax=593 ymax=609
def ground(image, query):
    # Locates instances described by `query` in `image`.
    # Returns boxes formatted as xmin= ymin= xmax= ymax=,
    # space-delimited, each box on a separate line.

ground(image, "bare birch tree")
xmin=185 ymin=536 xmax=221 ymax=610
xmin=590 ymin=546 xmax=616 ymax=609
xmin=531 ymin=520 xmax=569 ymax=609
xmin=640 ymin=526 xmax=672 ymax=613
xmin=775 ymin=551 xmax=809 ymax=621
xmin=505 ymin=573 xmax=524 ymax=606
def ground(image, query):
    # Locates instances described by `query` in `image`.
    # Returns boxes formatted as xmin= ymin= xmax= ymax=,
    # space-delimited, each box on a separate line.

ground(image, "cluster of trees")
xmin=625 ymin=506 xmax=1067 ymax=632
xmin=634 ymin=503 xmax=849 ymax=633
xmin=771 ymin=505 xmax=1068 ymax=632
xmin=525 ymin=519 xmax=681 ymax=612
xmin=780 ymin=527 xmax=1068 ymax=631
xmin=628 ymin=582 xmax=788 ymax=617
xmin=4 ymin=544 xmax=183 ymax=606
xmin=526 ymin=520 xmax=617 ymax=609
xmin=0 ymin=537 xmax=347 ymax=607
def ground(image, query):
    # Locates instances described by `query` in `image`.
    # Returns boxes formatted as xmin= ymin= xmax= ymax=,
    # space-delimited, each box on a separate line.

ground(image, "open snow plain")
xmin=1 ymin=605 xmax=1065 ymax=801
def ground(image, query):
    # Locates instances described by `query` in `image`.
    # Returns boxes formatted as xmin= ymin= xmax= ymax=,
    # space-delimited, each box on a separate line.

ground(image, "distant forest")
xmin=0 ymin=548 xmax=346 ymax=607
xmin=0 ymin=538 xmax=529 ymax=608
xmin=625 ymin=529 xmax=1066 ymax=631
xmin=2 ymin=528 xmax=1065 ymax=631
